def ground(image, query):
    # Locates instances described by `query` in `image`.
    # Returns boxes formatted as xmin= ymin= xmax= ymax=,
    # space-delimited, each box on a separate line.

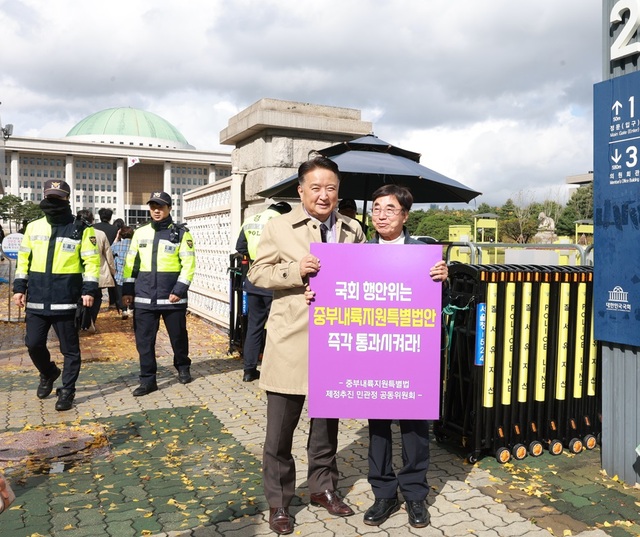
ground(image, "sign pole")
xmin=1 ymin=233 xmax=23 ymax=322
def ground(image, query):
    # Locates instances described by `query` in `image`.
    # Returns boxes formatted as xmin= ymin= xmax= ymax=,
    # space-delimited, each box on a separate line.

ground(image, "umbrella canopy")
xmin=257 ymin=135 xmax=482 ymax=206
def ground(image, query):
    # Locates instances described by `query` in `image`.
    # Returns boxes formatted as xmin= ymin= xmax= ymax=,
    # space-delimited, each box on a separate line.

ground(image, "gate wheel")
xmin=583 ymin=434 xmax=597 ymax=450
xmin=511 ymin=443 xmax=527 ymax=460
xmin=529 ymin=441 xmax=544 ymax=457
xmin=549 ymin=440 xmax=563 ymax=455
xmin=568 ymin=438 xmax=583 ymax=454
xmin=496 ymin=446 xmax=511 ymax=464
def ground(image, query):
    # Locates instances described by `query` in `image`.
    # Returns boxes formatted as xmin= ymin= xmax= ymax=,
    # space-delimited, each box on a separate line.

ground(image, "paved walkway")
xmin=0 ymin=258 xmax=638 ymax=537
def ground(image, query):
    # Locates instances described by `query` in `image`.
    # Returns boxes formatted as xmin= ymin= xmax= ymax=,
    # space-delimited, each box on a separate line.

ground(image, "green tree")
xmin=414 ymin=209 xmax=473 ymax=241
xmin=556 ymin=184 xmax=593 ymax=237
xmin=497 ymin=198 xmax=517 ymax=220
xmin=0 ymin=195 xmax=24 ymax=233
xmin=17 ymin=201 xmax=44 ymax=225
xmin=475 ymin=202 xmax=498 ymax=215
xmin=405 ymin=209 xmax=425 ymax=235
xmin=500 ymin=217 xmax=537 ymax=243
xmin=0 ymin=196 xmax=43 ymax=232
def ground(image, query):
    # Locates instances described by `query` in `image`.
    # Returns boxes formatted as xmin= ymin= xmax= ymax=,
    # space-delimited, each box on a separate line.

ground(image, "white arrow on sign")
xmin=612 ymin=100 xmax=623 ymax=115
xmin=612 ymin=149 xmax=622 ymax=163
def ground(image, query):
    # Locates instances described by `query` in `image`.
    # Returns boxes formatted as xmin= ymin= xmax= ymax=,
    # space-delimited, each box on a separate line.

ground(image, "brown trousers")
xmin=263 ymin=391 xmax=339 ymax=507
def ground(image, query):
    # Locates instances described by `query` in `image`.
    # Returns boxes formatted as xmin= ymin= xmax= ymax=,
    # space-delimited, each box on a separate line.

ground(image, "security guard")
xmin=122 ymin=191 xmax=196 ymax=396
xmin=235 ymin=201 xmax=291 ymax=382
xmin=13 ymin=179 xmax=100 ymax=411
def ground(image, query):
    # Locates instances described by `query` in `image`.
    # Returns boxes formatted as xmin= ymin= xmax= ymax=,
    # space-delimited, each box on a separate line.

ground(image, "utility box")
xmin=448 ymin=225 xmax=472 ymax=262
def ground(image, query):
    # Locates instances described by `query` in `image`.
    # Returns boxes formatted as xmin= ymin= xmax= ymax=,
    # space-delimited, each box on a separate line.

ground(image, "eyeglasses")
xmin=372 ymin=206 xmax=404 ymax=217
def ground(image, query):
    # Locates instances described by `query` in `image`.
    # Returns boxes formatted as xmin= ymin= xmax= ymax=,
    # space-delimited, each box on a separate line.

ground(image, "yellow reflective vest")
xmin=14 ymin=216 xmax=100 ymax=314
xmin=241 ymin=208 xmax=282 ymax=261
xmin=122 ymin=218 xmax=195 ymax=309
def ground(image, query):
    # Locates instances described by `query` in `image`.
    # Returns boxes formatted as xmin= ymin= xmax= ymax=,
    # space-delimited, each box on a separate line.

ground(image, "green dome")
xmin=66 ymin=107 xmax=194 ymax=149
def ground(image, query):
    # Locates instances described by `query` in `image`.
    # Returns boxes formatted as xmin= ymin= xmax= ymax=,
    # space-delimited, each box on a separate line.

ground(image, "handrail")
xmin=441 ymin=241 xmax=591 ymax=266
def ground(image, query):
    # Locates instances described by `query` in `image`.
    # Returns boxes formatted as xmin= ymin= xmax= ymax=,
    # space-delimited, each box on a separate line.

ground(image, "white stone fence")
xmin=183 ymin=176 xmax=242 ymax=329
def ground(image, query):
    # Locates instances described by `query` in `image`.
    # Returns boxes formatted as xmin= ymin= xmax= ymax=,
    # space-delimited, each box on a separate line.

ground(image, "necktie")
xmin=320 ymin=223 xmax=328 ymax=243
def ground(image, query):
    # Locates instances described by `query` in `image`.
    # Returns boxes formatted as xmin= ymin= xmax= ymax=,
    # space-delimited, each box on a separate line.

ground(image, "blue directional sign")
xmin=594 ymin=70 xmax=640 ymax=346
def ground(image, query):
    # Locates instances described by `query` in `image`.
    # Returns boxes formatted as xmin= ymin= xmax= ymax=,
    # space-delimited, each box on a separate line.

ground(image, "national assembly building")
xmin=1 ymin=107 xmax=231 ymax=224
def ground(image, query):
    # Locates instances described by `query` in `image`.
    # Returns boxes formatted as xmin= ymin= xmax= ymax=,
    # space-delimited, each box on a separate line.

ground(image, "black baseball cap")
xmin=147 ymin=191 xmax=172 ymax=206
xmin=44 ymin=180 xmax=71 ymax=198
xmin=338 ymin=198 xmax=357 ymax=211
xmin=269 ymin=201 xmax=292 ymax=215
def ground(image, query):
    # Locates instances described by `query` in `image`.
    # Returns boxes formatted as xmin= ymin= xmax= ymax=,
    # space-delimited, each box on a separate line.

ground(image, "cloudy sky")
xmin=0 ymin=1 xmax=602 ymax=207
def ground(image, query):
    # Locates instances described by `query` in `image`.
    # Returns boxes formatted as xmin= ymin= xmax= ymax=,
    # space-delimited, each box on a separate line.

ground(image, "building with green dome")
xmin=1 ymin=107 xmax=231 ymax=223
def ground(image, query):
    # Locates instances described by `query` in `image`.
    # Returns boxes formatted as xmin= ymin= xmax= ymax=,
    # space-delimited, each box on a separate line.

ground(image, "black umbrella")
xmin=257 ymin=135 xmax=481 ymax=215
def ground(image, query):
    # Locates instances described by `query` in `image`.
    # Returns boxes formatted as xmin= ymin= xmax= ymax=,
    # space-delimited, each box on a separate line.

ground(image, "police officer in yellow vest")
xmin=235 ymin=202 xmax=291 ymax=382
xmin=13 ymin=179 xmax=100 ymax=411
xmin=122 ymin=191 xmax=196 ymax=396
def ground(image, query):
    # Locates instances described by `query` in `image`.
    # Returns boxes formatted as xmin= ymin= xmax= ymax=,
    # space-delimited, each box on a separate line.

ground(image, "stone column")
xmin=116 ymin=159 xmax=126 ymax=223
xmin=65 ymin=155 xmax=75 ymax=212
xmin=219 ymin=98 xmax=372 ymax=221
xmin=10 ymin=153 xmax=19 ymax=197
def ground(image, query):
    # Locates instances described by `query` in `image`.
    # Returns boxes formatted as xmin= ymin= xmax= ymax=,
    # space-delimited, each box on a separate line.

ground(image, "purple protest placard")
xmin=308 ymin=242 xmax=442 ymax=420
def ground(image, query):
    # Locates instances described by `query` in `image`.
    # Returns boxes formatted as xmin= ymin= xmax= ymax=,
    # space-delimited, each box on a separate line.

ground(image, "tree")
xmin=0 ymin=196 xmax=43 ymax=232
xmin=506 ymin=190 xmax=536 ymax=243
xmin=414 ymin=209 xmax=473 ymax=241
xmin=405 ymin=209 xmax=425 ymax=235
xmin=18 ymin=201 xmax=44 ymax=225
xmin=475 ymin=202 xmax=498 ymax=215
xmin=556 ymin=184 xmax=593 ymax=237
xmin=0 ymin=195 xmax=24 ymax=233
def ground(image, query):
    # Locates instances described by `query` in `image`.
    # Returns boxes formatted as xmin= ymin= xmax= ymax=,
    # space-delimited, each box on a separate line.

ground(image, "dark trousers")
xmin=89 ymin=288 xmax=106 ymax=323
xmin=367 ymin=419 xmax=430 ymax=501
xmin=133 ymin=308 xmax=190 ymax=384
xmin=263 ymin=392 xmax=339 ymax=507
xmin=107 ymin=286 xmax=117 ymax=308
xmin=114 ymin=284 xmax=124 ymax=312
xmin=243 ymin=292 xmax=272 ymax=370
xmin=25 ymin=312 xmax=82 ymax=390
xmin=114 ymin=285 xmax=133 ymax=313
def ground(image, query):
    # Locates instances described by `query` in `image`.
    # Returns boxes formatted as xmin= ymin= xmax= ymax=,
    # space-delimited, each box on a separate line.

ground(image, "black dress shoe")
xmin=363 ymin=498 xmax=400 ymax=526
xmin=54 ymin=388 xmax=75 ymax=411
xmin=132 ymin=382 xmax=158 ymax=397
xmin=37 ymin=367 xmax=61 ymax=399
xmin=242 ymin=368 xmax=260 ymax=382
xmin=310 ymin=489 xmax=354 ymax=516
xmin=178 ymin=368 xmax=192 ymax=384
xmin=406 ymin=499 xmax=430 ymax=528
xmin=269 ymin=507 xmax=294 ymax=535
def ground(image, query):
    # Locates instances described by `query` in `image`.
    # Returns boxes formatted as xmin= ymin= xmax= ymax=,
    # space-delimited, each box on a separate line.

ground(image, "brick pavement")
xmin=0 ymin=256 xmax=638 ymax=536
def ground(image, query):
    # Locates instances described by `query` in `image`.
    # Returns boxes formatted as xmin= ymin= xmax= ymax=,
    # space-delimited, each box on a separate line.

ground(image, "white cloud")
xmin=0 ymin=0 xmax=602 ymax=205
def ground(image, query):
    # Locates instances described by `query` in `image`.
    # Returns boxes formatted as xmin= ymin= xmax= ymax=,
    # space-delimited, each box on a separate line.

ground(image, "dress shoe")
xmin=132 ymin=382 xmax=158 ymax=397
xmin=37 ymin=366 xmax=61 ymax=399
xmin=310 ymin=489 xmax=354 ymax=517
xmin=242 ymin=368 xmax=260 ymax=382
xmin=178 ymin=367 xmax=192 ymax=384
xmin=54 ymin=388 xmax=75 ymax=411
xmin=268 ymin=507 xmax=294 ymax=535
xmin=363 ymin=497 xmax=400 ymax=526
xmin=406 ymin=499 xmax=430 ymax=528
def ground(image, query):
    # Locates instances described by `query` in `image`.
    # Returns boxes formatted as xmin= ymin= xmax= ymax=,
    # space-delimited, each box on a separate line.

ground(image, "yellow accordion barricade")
xmin=435 ymin=263 xmax=600 ymax=464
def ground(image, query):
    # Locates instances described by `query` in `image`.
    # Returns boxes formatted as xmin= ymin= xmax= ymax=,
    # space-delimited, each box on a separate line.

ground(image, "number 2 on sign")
xmin=611 ymin=0 xmax=640 ymax=61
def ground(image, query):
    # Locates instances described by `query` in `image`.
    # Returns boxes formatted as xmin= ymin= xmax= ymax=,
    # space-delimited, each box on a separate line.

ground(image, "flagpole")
xmin=126 ymin=161 xmax=129 ymax=225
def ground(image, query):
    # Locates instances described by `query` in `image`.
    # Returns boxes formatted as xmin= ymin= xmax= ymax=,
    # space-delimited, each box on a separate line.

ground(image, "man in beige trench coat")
xmin=248 ymin=156 xmax=365 ymax=535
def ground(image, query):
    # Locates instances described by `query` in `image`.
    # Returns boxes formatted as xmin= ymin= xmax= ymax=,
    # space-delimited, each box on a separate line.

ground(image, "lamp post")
xmin=1 ymin=123 xmax=12 ymax=141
